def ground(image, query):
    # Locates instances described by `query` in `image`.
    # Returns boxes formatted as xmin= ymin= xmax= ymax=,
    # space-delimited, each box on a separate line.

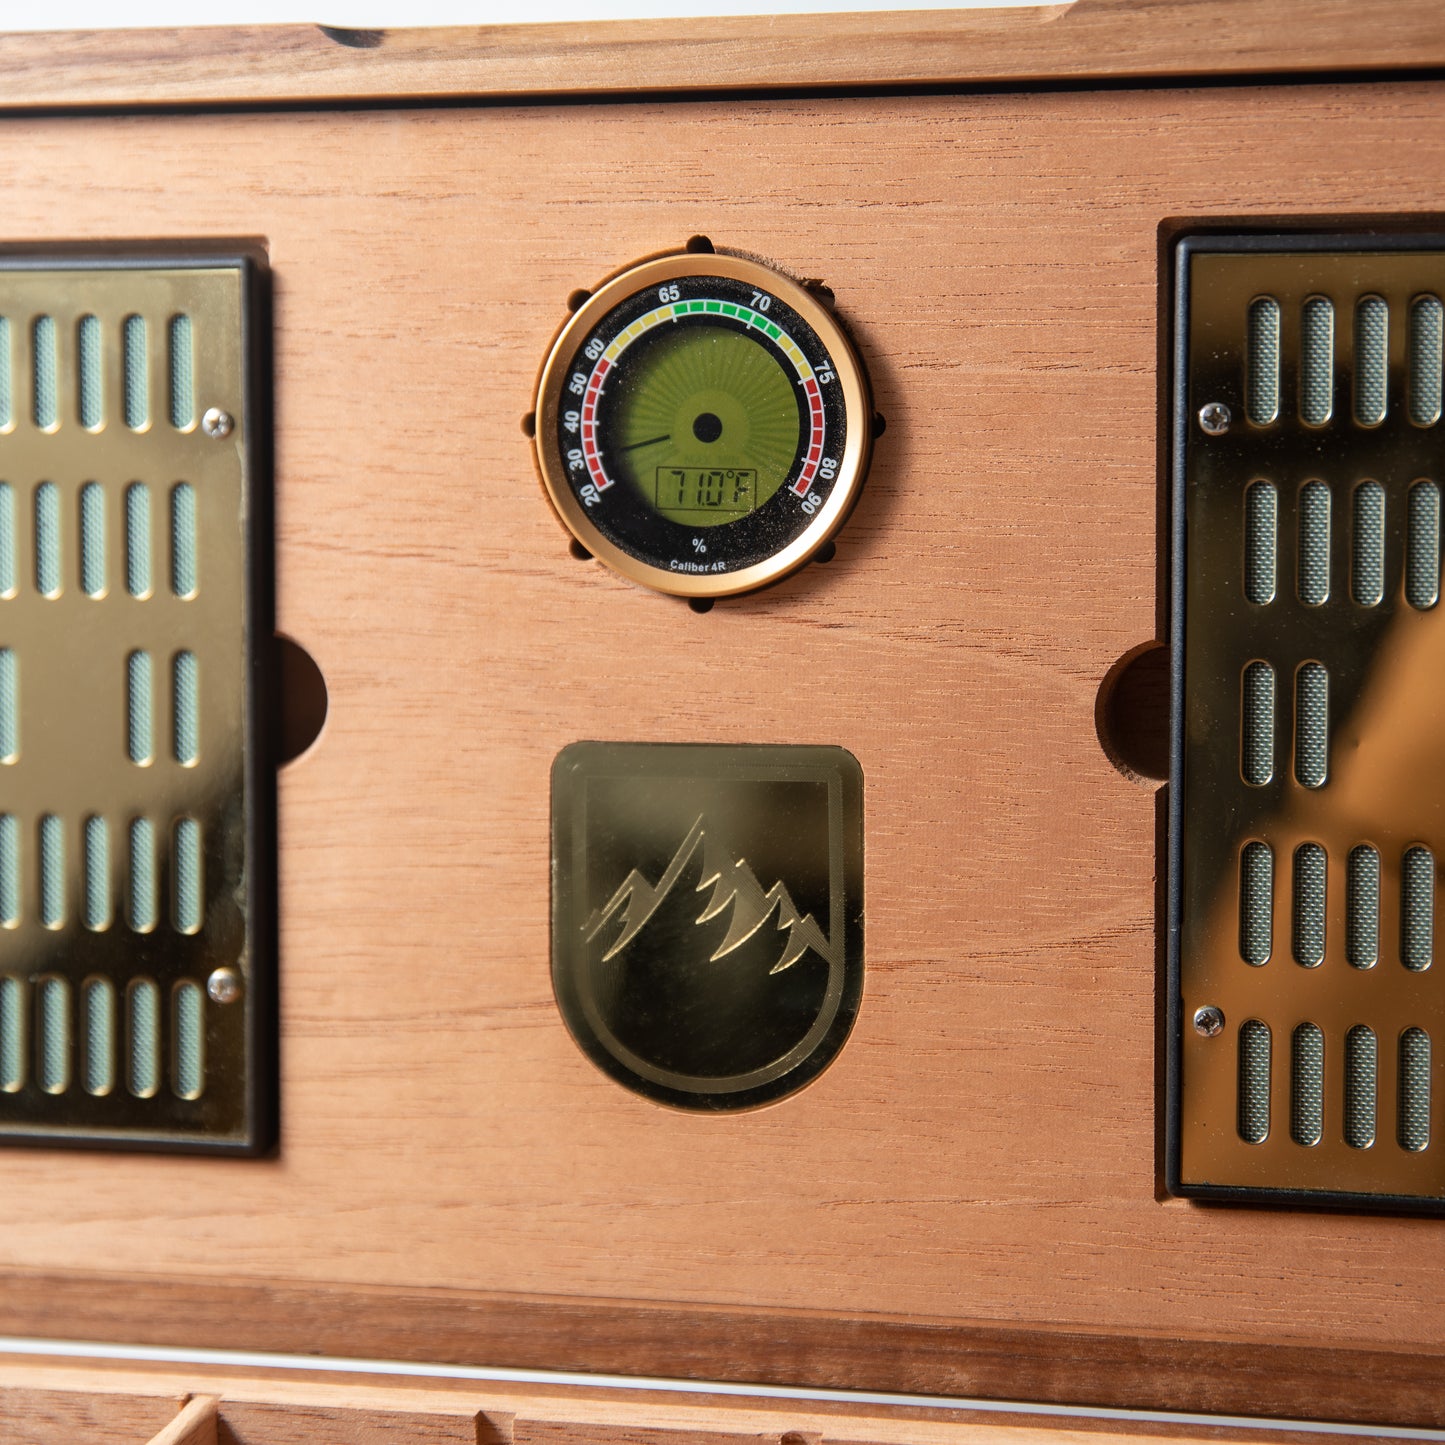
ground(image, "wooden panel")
xmin=0 ymin=0 xmax=1443 ymax=109
xmin=218 ymin=1401 xmax=480 ymax=1444
xmin=0 ymin=1361 xmax=1384 ymax=1444
xmin=0 ymin=76 xmax=1440 ymax=1421
xmin=0 ymin=1272 xmax=1441 ymax=1428
xmin=0 ymin=1385 xmax=180 ymax=1445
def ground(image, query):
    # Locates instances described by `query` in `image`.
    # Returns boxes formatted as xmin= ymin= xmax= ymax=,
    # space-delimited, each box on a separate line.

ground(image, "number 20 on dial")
xmin=532 ymin=249 xmax=875 ymax=599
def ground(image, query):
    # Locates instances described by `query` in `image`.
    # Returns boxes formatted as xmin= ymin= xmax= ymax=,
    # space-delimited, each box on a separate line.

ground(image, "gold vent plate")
xmin=1172 ymin=239 xmax=1445 ymax=1208
xmin=0 ymin=254 xmax=270 ymax=1152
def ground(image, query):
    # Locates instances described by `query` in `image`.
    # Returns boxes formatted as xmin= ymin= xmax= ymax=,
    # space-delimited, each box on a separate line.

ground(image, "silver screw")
xmin=201 ymin=407 xmax=234 ymax=439
xmin=1193 ymin=1005 xmax=1225 ymax=1037
xmin=1198 ymin=401 xmax=1232 ymax=436
xmin=207 ymin=966 xmax=243 ymax=1005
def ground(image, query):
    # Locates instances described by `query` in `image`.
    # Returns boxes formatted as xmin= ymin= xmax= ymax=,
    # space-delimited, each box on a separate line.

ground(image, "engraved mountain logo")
xmin=585 ymin=816 xmax=839 ymax=977
xmin=551 ymin=743 xmax=864 ymax=1110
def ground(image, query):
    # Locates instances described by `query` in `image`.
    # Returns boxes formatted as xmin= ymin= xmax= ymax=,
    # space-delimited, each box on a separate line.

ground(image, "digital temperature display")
xmin=652 ymin=467 xmax=758 ymax=521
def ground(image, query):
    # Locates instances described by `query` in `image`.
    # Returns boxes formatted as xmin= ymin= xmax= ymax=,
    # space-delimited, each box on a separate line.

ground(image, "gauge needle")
xmin=620 ymin=434 xmax=671 ymax=451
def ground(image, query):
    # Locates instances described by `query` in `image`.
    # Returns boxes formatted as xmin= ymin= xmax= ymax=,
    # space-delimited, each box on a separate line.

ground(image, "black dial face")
xmin=553 ymin=272 xmax=851 ymax=582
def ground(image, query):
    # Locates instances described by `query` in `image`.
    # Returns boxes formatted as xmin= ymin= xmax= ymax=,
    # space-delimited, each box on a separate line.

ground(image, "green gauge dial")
xmin=611 ymin=324 xmax=800 ymax=527
xmin=534 ymin=250 xmax=873 ymax=599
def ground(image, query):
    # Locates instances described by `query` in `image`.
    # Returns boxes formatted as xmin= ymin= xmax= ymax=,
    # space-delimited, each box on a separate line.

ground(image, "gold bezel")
xmin=533 ymin=251 xmax=872 ymax=599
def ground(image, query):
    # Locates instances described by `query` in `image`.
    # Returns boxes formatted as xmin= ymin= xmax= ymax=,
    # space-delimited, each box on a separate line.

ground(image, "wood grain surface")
xmin=1 ymin=1270 xmax=1443 ymax=1428
xmin=0 ymin=0 xmax=1443 ymax=109
xmin=0 ymin=74 xmax=1441 ymax=1421
xmin=0 ymin=1380 xmax=181 ymax=1445
xmin=0 ymin=1359 xmax=1394 ymax=1444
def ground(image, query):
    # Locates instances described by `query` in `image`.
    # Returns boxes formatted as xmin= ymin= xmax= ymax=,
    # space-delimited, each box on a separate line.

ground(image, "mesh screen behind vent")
xmin=1294 ymin=663 xmax=1329 ymax=788
xmin=1239 ymin=842 xmax=1273 ymax=965
xmin=1406 ymin=481 xmax=1441 ymax=610
xmin=1290 ymin=1023 xmax=1325 ymax=1146
xmin=1244 ymin=482 xmax=1277 ymax=604
xmin=1248 ymin=297 xmax=1281 ymax=424
xmin=1355 ymin=296 xmax=1389 ymax=425
xmin=1410 ymin=296 xmax=1443 ymax=426
xmin=1237 ymin=1020 xmax=1271 ymax=1143
xmin=1352 ymin=481 xmax=1386 ymax=606
xmin=1297 ymin=482 xmax=1331 ymax=605
xmin=1345 ymin=1025 xmax=1378 ymax=1149
xmin=0 ymin=251 xmax=271 ymax=1154
xmin=1241 ymin=661 xmax=1274 ymax=785
xmin=1346 ymin=846 xmax=1380 ymax=970
xmin=1173 ymin=238 xmax=1445 ymax=1211
xmin=1300 ymin=296 xmax=1334 ymax=425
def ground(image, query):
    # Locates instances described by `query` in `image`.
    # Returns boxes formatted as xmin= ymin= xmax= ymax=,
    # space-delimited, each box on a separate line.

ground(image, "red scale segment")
xmin=791 ymin=377 xmax=827 ymax=497
xmin=581 ymin=358 xmax=614 ymax=491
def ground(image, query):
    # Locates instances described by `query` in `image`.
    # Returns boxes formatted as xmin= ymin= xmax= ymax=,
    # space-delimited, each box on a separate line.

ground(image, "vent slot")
xmin=128 ymin=817 xmax=156 ymax=934
xmin=31 ymin=316 xmax=57 ymax=430
xmin=1294 ymin=661 xmax=1328 ymax=789
xmin=1238 ymin=1020 xmax=1271 ymax=1143
xmin=1352 ymin=481 xmax=1385 ymax=607
xmin=1300 ymin=296 xmax=1334 ymax=424
xmin=1346 ymin=845 xmax=1380 ymax=969
xmin=168 ymin=315 xmax=193 ymax=430
xmin=1345 ymin=1025 xmax=1377 ymax=1149
xmin=34 ymin=482 xmax=60 ymax=598
xmin=127 ymin=978 xmax=159 ymax=1098
xmin=126 ymin=650 xmax=153 ymax=766
xmin=1244 ymin=482 xmax=1277 ymax=603
xmin=1241 ymin=661 xmax=1274 ymax=785
xmin=83 ymin=816 xmax=109 ymax=932
xmin=1402 ymin=846 xmax=1435 ymax=972
xmin=1399 ymin=1028 xmax=1431 ymax=1152
xmin=173 ymin=651 xmax=198 ymax=766
xmin=37 ymin=975 xmax=70 ymax=1095
xmin=173 ymin=817 xmax=202 ymax=934
xmin=1247 ymin=297 xmax=1280 ymax=424
xmin=1409 ymin=294 xmax=1443 ymax=426
xmin=122 ymin=315 xmax=147 ymax=430
xmin=0 ymin=816 xmax=17 ymax=927
xmin=1406 ymin=480 xmax=1440 ymax=611
xmin=1240 ymin=841 xmax=1273 ymax=965
xmin=171 ymin=483 xmax=197 ymax=598
xmin=173 ymin=979 xmax=204 ymax=1099
xmin=1298 ymin=481 xmax=1331 ymax=605
xmin=0 ymin=318 xmax=10 ymax=429
xmin=1355 ymin=296 xmax=1389 ymax=425
xmin=0 ymin=484 xmax=13 ymax=598
xmin=82 ymin=977 xmax=114 ymax=1096
xmin=80 ymin=481 xmax=106 ymax=598
xmin=1292 ymin=843 xmax=1327 ymax=968
xmin=0 ymin=648 xmax=17 ymax=763
xmin=124 ymin=482 xmax=150 ymax=598
xmin=1291 ymin=1022 xmax=1325 ymax=1146
xmin=77 ymin=314 xmax=102 ymax=429
xmin=39 ymin=814 xmax=64 ymax=930
xmin=0 ymin=976 xmax=25 ymax=1091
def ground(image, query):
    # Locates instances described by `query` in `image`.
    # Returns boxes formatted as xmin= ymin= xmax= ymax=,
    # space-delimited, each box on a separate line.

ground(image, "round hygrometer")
xmin=532 ymin=249 xmax=873 ymax=598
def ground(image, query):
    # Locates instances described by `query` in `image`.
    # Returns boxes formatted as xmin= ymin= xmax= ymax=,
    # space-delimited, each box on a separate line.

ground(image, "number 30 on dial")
xmin=532 ymin=248 xmax=875 ymax=599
